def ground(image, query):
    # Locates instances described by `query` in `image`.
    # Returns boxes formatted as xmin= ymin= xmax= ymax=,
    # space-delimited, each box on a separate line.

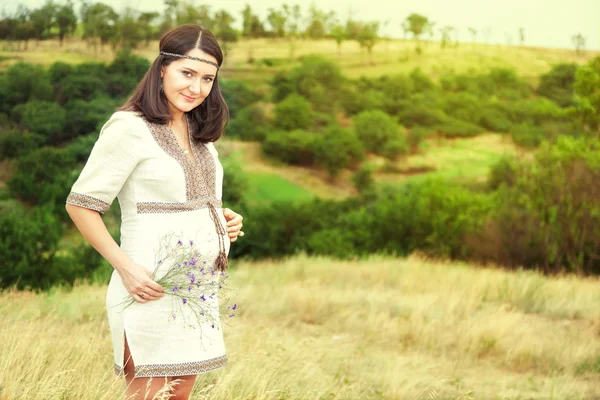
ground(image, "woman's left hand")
xmin=223 ymin=208 xmax=244 ymax=243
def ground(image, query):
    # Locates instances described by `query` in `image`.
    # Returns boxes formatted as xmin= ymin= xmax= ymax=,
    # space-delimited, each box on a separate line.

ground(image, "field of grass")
xmin=1 ymin=254 xmax=599 ymax=399
xmin=1 ymin=38 xmax=598 ymax=85
xmin=215 ymin=133 xmax=524 ymax=201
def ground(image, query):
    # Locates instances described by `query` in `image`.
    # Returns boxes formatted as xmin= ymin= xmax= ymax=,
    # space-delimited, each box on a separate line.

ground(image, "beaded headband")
xmin=159 ymin=51 xmax=219 ymax=69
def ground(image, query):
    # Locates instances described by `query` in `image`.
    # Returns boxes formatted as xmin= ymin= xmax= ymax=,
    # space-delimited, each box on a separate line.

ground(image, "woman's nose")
xmin=189 ymin=78 xmax=201 ymax=93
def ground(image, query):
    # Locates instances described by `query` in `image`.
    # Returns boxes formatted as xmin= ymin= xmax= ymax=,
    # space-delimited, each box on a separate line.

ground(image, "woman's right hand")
xmin=118 ymin=262 xmax=164 ymax=303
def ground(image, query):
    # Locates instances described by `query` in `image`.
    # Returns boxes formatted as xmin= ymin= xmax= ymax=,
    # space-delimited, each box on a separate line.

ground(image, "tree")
xmin=116 ymin=9 xmax=144 ymax=50
xmin=305 ymin=5 xmax=334 ymax=39
xmin=404 ymin=13 xmax=431 ymax=53
xmin=266 ymin=7 xmax=287 ymax=37
xmin=214 ymin=10 xmax=238 ymax=43
xmin=518 ymin=27 xmax=525 ymax=46
xmin=572 ymin=56 xmax=600 ymax=131
xmin=139 ymin=11 xmax=159 ymax=46
xmin=29 ymin=1 xmax=56 ymax=44
xmin=572 ymin=33 xmax=585 ymax=54
xmin=81 ymin=2 xmax=119 ymax=52
xmin=356 ymin=22 xmax=379 ymax=56
xmin=330 ymin=24 xmax=346 ymax=55
xmin=468 ymin=27 xmax=477 ymax=48
xmin=241 ymin=4 xmax=264 ymax=38
xmin=176 ymin=2 xmax=211 ymax=27
xmin=440 ymin=26 xmax=454 ymax=49
xmin=283 ymin=4 xmax=302 ymax=59
xmin=14 ymin=5 xmax=36 ymax=50
xmin=55 ymin=1 xmax=77 ymax=46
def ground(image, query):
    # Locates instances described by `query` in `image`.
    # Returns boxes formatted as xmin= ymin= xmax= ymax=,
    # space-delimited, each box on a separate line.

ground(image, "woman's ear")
xmin=160 ymin=66 xmax=165 ymax=79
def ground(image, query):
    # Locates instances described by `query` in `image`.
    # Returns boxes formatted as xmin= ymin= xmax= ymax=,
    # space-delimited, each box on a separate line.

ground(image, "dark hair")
xmin=120 ymin=25 xmax=229 ymax=142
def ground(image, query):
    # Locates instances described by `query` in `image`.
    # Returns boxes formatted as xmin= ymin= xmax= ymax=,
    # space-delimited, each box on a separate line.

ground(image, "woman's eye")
xmin=203 ymin=77 xmax=214 ymax=83
xmin=182 ymin=71 xmax=192 ymax=77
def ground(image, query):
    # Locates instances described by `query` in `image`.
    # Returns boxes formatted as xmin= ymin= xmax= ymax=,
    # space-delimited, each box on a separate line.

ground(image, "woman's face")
xmin=160 ymin=48 xmax=218 ymax=118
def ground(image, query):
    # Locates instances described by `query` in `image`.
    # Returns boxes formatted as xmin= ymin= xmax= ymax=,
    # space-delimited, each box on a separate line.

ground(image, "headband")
xmin=159 ymin=51 xmax=219 ymax=69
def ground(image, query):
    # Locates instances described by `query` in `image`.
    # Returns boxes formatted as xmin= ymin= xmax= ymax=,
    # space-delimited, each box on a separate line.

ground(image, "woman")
xmin=65 ymin=25 xmax=243 ymax=399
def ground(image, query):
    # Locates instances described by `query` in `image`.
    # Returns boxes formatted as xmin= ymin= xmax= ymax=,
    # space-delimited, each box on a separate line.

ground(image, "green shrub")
xmin=509 ymin=123 xmax=547 ymax=148
xmin=221 ymin=154 xmax=248 ymax=208
xmin=409 ymin=68 xmax=436 ymax=92
xmin=273 ymin=94 xmax=312 ymax=131
xmin=487 ymin=155 xmax=520 ymax=190
xmin=0 ymin=130 xmax=46 ymax=161
xmin=479 ymin=107 xmax=512 ymax=132
xmin=0 ymin=206 xmax=65 ymax=290
xmin=220 ymin=79 xmax=263 ymax=119
xmin=381 ymin=136 xmax=410 ymax=159
xmin=407 ymin=126 xmax=433 ymax=152
xmin=315 ymin=124 xmax=364 ymax=176
xmin=225 ymin=104 xmax=270 ymax=141
xmin=59 ymin=74 xmax=106 ymax=103
xmin=353 ymin=110 xmax=403 ymax=155
xmin=48 ymin=62 xmax=74 ymax=85
xmin=272 ymin=55 xmax=345 ymax=113
xmin=21 ymin=100 xmax=66 ymax=142
xmin=474 ymin=136 xmax=600 ymax=274
xmin=262 ymin=130 xmax=318 ymax=166
xmin=64 ymin=96 xmax=118 ymax=138
xmin=8 ymin=147 xmax=77 ymax=213
xmin=397 ymin=106 xmax=448 ymax=127
xmin=537 ymin=63 xmax=578 ymax=107
xmin=435 ymin=118 xmax=485 ymax=137
xmin=62 ymin=133 xmax=99 ymax=162
xmin=107 ymin=48 xmax=150 ymax=79
xmin=352 ymin=164 xmax=376 ymax=193
xmin=0 ymin=62 xmax=53 ymax=112
xmin=340 ymin=87 xmax=386 ymax=116
xmin=442 ymin=92 xmax=483 ymax=125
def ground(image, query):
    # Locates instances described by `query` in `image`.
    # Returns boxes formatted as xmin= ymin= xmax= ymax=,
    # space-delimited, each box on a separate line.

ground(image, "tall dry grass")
xmin=1 ymin=254 xmax=599 ymax=399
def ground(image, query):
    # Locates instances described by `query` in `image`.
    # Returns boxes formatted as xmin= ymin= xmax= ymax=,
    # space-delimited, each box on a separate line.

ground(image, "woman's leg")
xmin=123 ymin=334 xmax=170 ymax=400
xmin=168 ymin=375 xmax=197 ymax=400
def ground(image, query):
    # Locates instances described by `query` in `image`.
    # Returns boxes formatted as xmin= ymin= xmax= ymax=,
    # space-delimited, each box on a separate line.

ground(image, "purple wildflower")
xmin=211 ymin=324 xmax=215 ymax=329
xmin=200 ymin=294 xmax=206 ymax=301
xmin=189 ymin=240 xmax=194 ymax=246
xmin=172 ymin=286 xmax=179 ymax=292
xmin=188 ymin=286 xmax=192 ymax=291
xmin=232 ymin=304 xmax=237 ymax=310
xmin=177 ymin=240 xmax=183 ymax=246
xmin=182 ymin=298 xmax=187 ymax=304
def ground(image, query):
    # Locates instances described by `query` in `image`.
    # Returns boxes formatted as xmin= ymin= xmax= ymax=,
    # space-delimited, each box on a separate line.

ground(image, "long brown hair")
xmin=120 ymin=25 xmax=229 ymax=142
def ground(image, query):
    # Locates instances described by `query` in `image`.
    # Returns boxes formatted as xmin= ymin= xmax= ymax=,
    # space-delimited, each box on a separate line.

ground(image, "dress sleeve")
xmin=66 ymin=112 xmax=144 ymax=214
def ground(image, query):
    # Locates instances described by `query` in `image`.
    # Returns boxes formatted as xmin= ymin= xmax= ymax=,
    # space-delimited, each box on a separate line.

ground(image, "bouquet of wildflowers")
xmin=118 ymin=232 xmax=237 ymax=330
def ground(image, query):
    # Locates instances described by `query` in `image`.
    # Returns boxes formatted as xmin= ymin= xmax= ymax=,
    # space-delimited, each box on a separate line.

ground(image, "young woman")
xmin=65 ymin=25 xmax=244 ymax=400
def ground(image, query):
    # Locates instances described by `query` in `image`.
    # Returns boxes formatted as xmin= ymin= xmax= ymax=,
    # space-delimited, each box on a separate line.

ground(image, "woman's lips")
xmin=182 ymin=94 xmax=197 ymax=102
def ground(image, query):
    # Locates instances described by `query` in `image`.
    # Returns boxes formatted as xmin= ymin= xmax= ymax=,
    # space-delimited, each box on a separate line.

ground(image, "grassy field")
xmin=1 ymin=38 xmax=598 ymax=85
xmin=214 ymin=133 xmax=523 ymax=201
xmin=1 ymin=254 xmax=599 ymax=399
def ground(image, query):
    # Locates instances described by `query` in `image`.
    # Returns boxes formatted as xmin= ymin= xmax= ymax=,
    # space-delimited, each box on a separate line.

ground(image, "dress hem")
xmin=114 ymin=354 xmax=228 ymax=379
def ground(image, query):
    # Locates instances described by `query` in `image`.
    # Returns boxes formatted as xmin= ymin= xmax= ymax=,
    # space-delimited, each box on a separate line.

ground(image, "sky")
xmin=6 ymin=0 xmax=600 ymax=50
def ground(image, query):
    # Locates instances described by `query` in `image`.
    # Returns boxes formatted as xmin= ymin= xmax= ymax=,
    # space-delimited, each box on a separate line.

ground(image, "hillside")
xmin=1 ymin=254 xmax=599 ymax=399
xmin=1 ymin=38 xmax=598 ymax=84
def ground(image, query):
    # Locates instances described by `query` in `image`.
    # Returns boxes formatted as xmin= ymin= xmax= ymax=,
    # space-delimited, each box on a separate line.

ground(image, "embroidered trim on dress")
xmin=66 ymin=192 xmax=110 ymax=214
xmin=142 ymin=117 xmax=228 ymax=271
xmin=137 ymin=198 xmax=223 ymax=213
xmin=142 ymin=117 xmax=217 ymax=204
xmin=113 ymin=355 xmax=227 ymax=379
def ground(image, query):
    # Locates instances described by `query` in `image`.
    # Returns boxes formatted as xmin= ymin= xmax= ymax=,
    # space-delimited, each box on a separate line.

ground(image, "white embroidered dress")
xmin=66 ymin=111 xmax=230 ymax=377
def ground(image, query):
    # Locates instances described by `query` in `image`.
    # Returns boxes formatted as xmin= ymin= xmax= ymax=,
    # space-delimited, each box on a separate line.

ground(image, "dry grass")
xmin=1 ymin=254 xmax=599 ymax=399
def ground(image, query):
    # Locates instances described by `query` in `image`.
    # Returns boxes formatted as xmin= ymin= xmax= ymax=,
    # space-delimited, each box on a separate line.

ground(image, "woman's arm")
xmin=65 ymin=203 xmax=163 ymax=302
